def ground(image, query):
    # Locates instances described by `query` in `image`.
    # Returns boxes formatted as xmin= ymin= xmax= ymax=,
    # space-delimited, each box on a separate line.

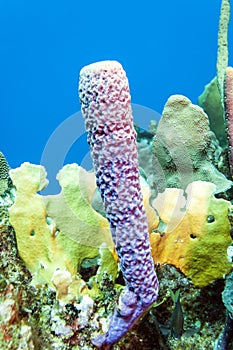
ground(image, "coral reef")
xmin=8 ymin=162 xmax=118 ymax=291
xmin=1 ymin=0 xmax=233 ymax=348
xmin=79 ymin=60 xmax=159 ymax=348
xmin=0 ymin=178 xmax=117 ymax=349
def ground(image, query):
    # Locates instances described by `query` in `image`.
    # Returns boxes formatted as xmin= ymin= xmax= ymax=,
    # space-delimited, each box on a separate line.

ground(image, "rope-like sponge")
xmin=217 ymin=0 xmax=230 ymax=100
xmin=79 ymin=60 xmax=159 ymax=348
xmin=224 ymin=67 xmax=233 ymax=174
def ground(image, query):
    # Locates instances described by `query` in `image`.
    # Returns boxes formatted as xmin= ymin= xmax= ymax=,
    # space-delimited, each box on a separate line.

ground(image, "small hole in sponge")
xmin=30 ymin=230 xmax=35 ymax=236
xmin=207 ymin=215 xmax=215 ymax=223
xmin=79 ymin=256 xmax=99 ymax=282
xmin=54 ymin=230 xmax=59 ymax=237
xmin=190 ymin=233 xmax=197 ymax=239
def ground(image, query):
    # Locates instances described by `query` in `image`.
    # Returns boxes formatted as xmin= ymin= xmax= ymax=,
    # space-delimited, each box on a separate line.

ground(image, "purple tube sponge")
xmin=79 ymin=60 xmax=159 ymax=348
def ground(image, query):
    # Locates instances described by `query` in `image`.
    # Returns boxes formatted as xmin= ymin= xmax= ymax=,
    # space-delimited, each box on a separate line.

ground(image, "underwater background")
xmin=1 ymin=0 xmax=232 ymax=175
xmin=1 ymin=1 xmax=233 ymax=349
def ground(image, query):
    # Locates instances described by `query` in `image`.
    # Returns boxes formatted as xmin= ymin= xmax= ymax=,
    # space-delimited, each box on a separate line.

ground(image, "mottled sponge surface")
xmin=8 ymin=162 xmax=115 ymax=290
xmin=152 ymin=94 xmax=232 ymax=193
xmin=151 ymin=180 xmax=232 ymax=287
xmin=217 ymin=0 xmax=230 ymax=99
xmin=224 ymin=67 xmax=233 ymax=173
xmin=79 ymin=60 xmax=158 ymax=347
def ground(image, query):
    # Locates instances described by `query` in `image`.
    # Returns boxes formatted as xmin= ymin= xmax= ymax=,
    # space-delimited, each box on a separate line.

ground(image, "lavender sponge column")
xmin=79 ymin=60 xmax=159 ymax=348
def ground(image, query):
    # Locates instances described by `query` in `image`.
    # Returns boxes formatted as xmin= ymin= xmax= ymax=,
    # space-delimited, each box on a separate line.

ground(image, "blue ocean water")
xmin=0 ymin=0 xmax=231 ymax=192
